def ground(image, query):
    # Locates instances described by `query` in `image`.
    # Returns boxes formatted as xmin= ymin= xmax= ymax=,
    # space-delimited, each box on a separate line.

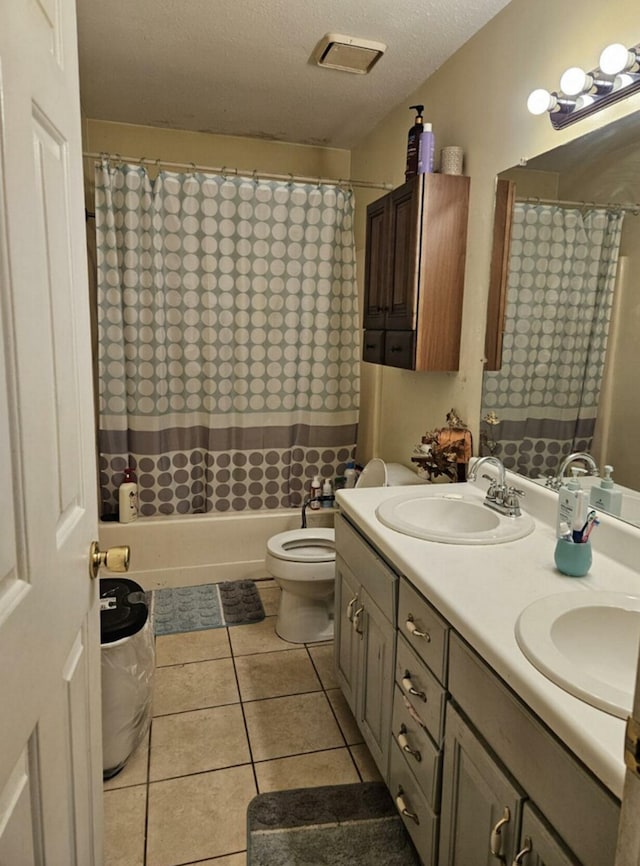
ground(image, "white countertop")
xmin=336 ymin=471 xmax=640 ymax=800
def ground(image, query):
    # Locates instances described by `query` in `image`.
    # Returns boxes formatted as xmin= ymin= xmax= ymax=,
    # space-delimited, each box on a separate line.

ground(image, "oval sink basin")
xmin=516 ymin=591 xmax=640 ymax=718
xmin=375 ymin=492 xmax=535 ymax=545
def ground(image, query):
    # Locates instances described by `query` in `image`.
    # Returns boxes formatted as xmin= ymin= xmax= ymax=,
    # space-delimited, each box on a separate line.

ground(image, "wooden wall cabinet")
xmin=363 ymin=173 xmax=470 ymax=371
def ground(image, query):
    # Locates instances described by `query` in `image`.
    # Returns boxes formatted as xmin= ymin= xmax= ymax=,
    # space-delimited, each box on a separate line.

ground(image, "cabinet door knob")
xmin=512 ymin=837 xmax=532 ymax=865
xmin=405 ymin=616 xmax=431 ymax=641
xmin=346 ymin=595 xmax=358 ymax=621
xmin=490 ymin=806 xmax=511 ymax=858
xmin=390 ymin=344 xmax=402 ymax=352
xmin=401 ymin=673 xmax=427 ymax=702
xmin=352 ymin=605 xmax=364 ymax=635
xmin=395 ymin=790 xmax=420 ymax=825
xmin=397 ymin=724 xmax=422 ymax=762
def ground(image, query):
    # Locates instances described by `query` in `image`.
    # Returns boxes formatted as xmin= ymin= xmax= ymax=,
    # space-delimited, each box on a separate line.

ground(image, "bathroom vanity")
xmin=334 ymin=473 xmax=639 ymax=865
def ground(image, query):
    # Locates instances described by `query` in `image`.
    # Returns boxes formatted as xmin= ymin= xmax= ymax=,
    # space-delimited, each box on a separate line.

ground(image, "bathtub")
xmin=98 ymin=508 xmax=335 ymax=591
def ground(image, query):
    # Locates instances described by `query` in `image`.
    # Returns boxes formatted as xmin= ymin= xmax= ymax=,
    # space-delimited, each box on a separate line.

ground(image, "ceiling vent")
xmin=312 ymin=33 xmax=386 ymax=74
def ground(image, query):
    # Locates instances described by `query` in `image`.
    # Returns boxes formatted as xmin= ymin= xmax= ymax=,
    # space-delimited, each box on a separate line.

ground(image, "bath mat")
xmin=247 ymin=782 xmax=419 ymax=866
xmin=153 ymin=580 xmax=265 ymax=636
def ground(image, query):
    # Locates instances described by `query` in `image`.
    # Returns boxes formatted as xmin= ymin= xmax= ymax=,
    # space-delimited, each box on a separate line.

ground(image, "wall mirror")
xmin=481 ymin=109 xmax=640 ymax=528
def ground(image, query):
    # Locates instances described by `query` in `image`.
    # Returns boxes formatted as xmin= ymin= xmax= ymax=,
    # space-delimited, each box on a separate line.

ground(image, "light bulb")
xmin=600 ymin=43 xmax=638 ymax=75
xmin=560 ymin=66 xmax=592 ymax=96
xmin=612 ymin=72 xmax=636 ymax=92
xmin=527 ymin=88 xmax=557 ymax=115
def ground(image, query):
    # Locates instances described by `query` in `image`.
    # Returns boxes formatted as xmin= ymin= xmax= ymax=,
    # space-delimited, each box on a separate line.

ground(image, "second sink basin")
xmin=375 ymin=491 xmax=535 ymax=545
xmin=516 ymin=591 xmax=640 ymax=718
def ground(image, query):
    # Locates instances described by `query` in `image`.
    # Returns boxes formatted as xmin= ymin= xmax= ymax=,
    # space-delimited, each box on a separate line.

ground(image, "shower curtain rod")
xmin=517 ymin=194 xmax=640 ymax=214
xmin=82 ymin=151 xmax=394 ymax=192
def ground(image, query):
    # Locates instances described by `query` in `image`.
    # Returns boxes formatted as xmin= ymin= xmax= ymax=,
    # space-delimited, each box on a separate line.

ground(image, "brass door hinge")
xmin=624 ymin=716 xmax=640 ymax=778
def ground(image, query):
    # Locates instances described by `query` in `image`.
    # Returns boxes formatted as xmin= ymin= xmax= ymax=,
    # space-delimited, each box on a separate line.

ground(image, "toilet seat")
xmin=266 ymin=529 xmax=335 ymax=563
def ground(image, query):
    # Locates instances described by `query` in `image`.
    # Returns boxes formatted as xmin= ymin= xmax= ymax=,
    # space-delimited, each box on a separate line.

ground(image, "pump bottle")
xmin=118 ymin=468 xmax=138 ymax=524
xmin=589 ymin=465 xmax=622 ymax=516
xmin=405 ymin=105 xmax=425 ymax=180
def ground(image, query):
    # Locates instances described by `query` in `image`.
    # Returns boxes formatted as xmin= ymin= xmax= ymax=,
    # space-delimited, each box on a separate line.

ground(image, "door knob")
xmin=89 ymin=541 xmax=130 ymax=580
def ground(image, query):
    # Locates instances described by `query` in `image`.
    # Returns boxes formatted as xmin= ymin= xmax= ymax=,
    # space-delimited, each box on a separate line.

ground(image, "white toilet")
xmin=265 ymin=459 xmax=425 ymax=643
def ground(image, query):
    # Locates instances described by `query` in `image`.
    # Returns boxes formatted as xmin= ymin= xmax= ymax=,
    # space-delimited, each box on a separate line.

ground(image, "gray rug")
xmin=153 ymin=580 xmax=265 ymax=635
xmin=247 ymin=782 xmax=420 ymax=866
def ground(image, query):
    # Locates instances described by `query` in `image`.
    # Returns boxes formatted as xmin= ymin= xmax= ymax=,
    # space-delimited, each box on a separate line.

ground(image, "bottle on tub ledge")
xmin=344 ymin=459 xmax=358 ymax=489
xmin=118 ymin=467 xmax=138 ymax=524
xmin=322 ymin=477 xmax=334 ymax=507
xmin=310 ymin=474 xmax=322 ymax=510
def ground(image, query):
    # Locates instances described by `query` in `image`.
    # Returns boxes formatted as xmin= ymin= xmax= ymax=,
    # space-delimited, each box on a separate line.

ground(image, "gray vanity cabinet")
xmin=516 ymin=803 xmax=581 ymax=866
xmin=438 ymin=703 xmax=524 ymax=866
xmin=334 ymin=515 xmax=397 ymax=781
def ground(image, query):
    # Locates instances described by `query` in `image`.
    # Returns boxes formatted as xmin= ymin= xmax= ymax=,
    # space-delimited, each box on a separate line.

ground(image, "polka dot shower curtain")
xmin=481 ymin=203 xmax=623 ymax=478
xmin=95 ymin=160 xmax=359 ymax=516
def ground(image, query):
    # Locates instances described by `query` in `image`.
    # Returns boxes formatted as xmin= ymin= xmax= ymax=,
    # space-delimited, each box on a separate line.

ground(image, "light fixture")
xmin=312 ymin=33 xmax=386 ymax=74
xmin=599 ymin=43 xmax=639 ymax=75
xmin=527 ymin=40 xmax=640 ymax=129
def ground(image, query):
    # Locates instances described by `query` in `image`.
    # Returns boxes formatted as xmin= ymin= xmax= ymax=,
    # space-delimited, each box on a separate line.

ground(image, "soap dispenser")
xmin=556 ymin=469 xmax=584 ymax=537
xmin=405 ymin=105 xmax=424 ymax=180
xmin=589 ymin=464 xmax=623 ymax=516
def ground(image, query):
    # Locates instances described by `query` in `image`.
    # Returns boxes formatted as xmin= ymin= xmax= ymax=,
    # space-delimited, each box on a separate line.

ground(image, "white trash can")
xmin=100 ymin=578 xmax=154 ymax=779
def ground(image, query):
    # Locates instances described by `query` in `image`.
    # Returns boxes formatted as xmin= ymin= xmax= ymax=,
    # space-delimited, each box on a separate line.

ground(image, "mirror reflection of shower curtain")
xmin=95 ymin=160 xmax=359 ymax=516
xmin=481 ymin=202 xmax=624 ymax=479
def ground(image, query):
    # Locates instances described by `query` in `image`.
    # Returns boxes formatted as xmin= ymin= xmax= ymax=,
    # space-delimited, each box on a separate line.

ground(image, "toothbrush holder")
xmin=554 ymin=539 xmax=592 ymax=578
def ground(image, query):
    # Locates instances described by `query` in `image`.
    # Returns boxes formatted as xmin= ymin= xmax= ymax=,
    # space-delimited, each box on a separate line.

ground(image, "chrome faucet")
xmin=468 ymin=456 xmax=524 ymax=517
xmin=547 ymin=451 xmax=599 ymax=490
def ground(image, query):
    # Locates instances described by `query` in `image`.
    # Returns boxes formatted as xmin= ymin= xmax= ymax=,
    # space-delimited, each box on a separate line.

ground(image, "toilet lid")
xmin=267 ymin=529 xmax=336 ymax=563
xmin=356 ymin=457 xmax=388 ymax=488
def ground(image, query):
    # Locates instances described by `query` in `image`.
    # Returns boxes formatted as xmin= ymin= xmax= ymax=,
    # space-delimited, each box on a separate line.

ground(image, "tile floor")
xmin=104 ymin=578 xmax=382 ymax=866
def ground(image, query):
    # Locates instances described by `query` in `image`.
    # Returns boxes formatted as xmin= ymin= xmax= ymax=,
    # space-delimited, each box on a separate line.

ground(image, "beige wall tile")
xmin=104 ymin=784 xmax=147 ymax=866
xmin=155 ymin=628 xmax=231 ymax=667
xmin=153 ymin=658 xmax=238 ymax=716
xmin=229 ymin=617 xmax=293 ymax=656
xmin=150 ymin=704 xmax=250 ymax=781
xmin=147 ymin=765 xmax=256 ymax=866
xmin=243 ymin=692 xmax=343 ymax=761
xmin=307 ymin=643 xmax=338 ymax=689
xmin=255 ymin=748 xmax=359 ymax=793
xmin=235 ymin=648 xmax=320 ymax=701
xmin=326 ymin=688 xmax=363 ymax=746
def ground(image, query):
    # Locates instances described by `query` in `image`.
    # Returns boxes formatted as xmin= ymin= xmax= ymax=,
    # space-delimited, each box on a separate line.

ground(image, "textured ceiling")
xmin=76 ymin=0 xmax=512 ymax=149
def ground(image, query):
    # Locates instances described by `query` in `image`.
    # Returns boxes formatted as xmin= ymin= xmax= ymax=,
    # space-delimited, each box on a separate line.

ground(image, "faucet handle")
xmin=507 ymin=486 xmax=525 ymax=497
xmin=481 ymin=474 xmax=500 ymax=500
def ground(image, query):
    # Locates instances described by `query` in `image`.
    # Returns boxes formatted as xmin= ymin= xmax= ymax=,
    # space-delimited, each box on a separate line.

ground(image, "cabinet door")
xmin=439 ymin=704 xmax=524 ymax=866
xmin=358 ymin=588 xmax=395 ymax=782
xmin=363 ymin=195 xmax=389 ymax=330
xmin=334 ymin=554 xmax=360 ymax=715
xmin=387 ymin=179 xmax=421 ymax=331
xmin=513 ymin=804 xmax=580 ymax=866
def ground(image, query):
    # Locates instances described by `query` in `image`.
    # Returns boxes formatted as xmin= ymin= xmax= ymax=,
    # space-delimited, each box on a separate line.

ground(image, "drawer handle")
xmin=512 ymin=837 xmax=532 ymax=866
xmin=390 ymin=345 xmax=402 ymax=352
xmin=346 ymin=595 xmax=358 ymax=621
xmin=395 ymin=790 xmax=420 ymax=825
xmin=398 ymin=724 xmax=422 ymax=762
xmin=353 ymin=605 xmax=364 ymax=635
xmin=402 ymin=673 xmax=427 ymax=702
xmin=365 ymin=343 xmax=376 ymax=350
xmin=405 ymin=616 xmax=431 ymax=641
xmin=490 ymin=807 xmax=510 ymax=858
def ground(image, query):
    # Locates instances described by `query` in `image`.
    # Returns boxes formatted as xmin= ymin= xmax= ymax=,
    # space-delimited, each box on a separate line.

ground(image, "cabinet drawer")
xmin=362 ymin=329 xmax=385 ymax=364
xmin=389 ymin=738 xmax=439 ymax=866
xmin=398 ymin=579 xmax=449 ymax=684
xmin=392 ymin=685 xmax=442 ymax=811
xmin=396 ymin=634 xmax=446 ymax=745
xmin=335 ymin=515 xmax=397 ymax=622
xmin=384 ymin=330 xmax=415 ymax=369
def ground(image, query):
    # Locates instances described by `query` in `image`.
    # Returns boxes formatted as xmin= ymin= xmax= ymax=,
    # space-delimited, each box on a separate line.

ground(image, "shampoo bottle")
xmin=118 ymin=467 xmax=138 ymax=524
xmin=344 ymin=460 xmax=358 ymax=489
xmin=310 ymin=475 xmax=322 ymax=509
xmin=417 ymin=122 xmax=435 ymax=174
xmin=322 ymin=478 xmax=333 ymax=507
xmin=556 ymin=469 xmax=582 ymax=537
xmin=589 ymin=464 xmax=623 ymax=516
xmin=405 ymin=104 xmax=424 ymax=180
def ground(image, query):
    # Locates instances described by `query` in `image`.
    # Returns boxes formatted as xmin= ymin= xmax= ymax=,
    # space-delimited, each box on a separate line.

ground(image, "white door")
xmin=0 ymin=1 xmax=103 ymax=863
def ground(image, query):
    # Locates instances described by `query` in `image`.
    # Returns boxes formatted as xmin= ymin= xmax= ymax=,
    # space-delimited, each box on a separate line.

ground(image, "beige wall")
xmin=352 ymin=0 xmax=640 ymax=466
xmin=83 ymin=119 xmax=351 ymax=209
